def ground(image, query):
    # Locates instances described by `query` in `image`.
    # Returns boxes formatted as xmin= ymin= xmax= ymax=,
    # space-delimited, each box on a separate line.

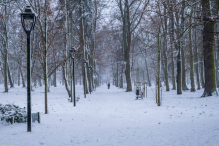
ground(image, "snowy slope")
xmin=0 ymin=84 xmax=219 ymax=146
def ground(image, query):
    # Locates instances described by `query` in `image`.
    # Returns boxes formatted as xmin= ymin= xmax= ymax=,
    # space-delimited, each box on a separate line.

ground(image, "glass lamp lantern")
xmin=21 ymin=6 xmax=36 ymax=33
xmin=69 ymin=47 xmax=77 ymax=57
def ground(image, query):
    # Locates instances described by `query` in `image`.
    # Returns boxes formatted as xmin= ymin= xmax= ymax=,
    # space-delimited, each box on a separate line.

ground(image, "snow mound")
xmin=0 ymin=103 xmax=27 ymax=124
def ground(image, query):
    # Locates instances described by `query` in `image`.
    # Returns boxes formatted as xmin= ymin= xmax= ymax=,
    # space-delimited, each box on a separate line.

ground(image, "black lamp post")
xmin=83 ymin=60 xmax=87 ymax=98
xmin=69 ymin=47 xmax=77 ymax=106
xmin=88 ymin=65 xmax=93 ymax=94
xmin=20 ymin=6 xmax=36 ymax=132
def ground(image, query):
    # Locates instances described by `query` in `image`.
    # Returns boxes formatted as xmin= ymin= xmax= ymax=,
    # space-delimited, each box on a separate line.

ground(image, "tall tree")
xmin=118 ymin=0 xmax=149 ymax=91
xmin=201 ymin=0 xmax=217 ymax=96
xmin=189 ymin=10 xmax=195 ymax=92
xmin=0 ymin=0 xmax=9 ymax=92
xmin=169 ymin=0 xmax=176 ymax=90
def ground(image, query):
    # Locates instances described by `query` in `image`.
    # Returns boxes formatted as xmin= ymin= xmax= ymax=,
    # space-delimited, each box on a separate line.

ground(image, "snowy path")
xmin=0 ymin=84 xmax=219 ymax=146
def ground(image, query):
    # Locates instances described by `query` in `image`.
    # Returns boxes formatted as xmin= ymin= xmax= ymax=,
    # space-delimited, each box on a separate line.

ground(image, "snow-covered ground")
xmin=0 ymin=84 xmax=219 ymax=146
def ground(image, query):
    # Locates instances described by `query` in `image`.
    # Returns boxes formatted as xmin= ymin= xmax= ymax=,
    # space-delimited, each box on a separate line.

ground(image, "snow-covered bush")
xmin=0 ymin=104 xmax=27 ymax=124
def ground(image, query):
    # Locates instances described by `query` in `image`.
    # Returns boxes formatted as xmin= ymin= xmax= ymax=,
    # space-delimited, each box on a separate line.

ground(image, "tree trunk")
xmin=169 ymin=0 xmax=176 ymax=90
xmin=189 ymin=18 xmax=195 ymax=92
xmin=62 ymin=65 xmax=71 ymax=97
xmin=44 ymin=0 xmax=48 ymax=114
xmin=7 ymin=64 xmax=13 ymax=88
xmin=47 ymin=77 xmax=50 ymax=92
xmin=145 ymin=58 xmax=151 ymax=87
xmin=193 ymin=2 xmax=201 ymax=90
xmin=181 ymin=46 xmax=188 ymax=90
xmin=163 ymin=4 xmax=169 ymax=91
xmin=53 ymin=64 xmax=57 ymax=87
xmin=70 ymin=60 xmax=73 ymax=102
xmin=215 ymin=50 xmax=218 ymax=88
xmin=157 ymin=32 xmax=161 ymax=106
xmin=44 ymin=62 xmax=48 ymax=114
xmin=0 ymin=66 xmax=3 ymax=85
xmin=120 ymin=65 xmax=123 ymax=88
xmin=116 ymin=63 xmax=119 ymax=87
xmin=125 ymin=56 xmax=132 ymax=91
xmin=87 ymin=61 xmax=91 ymax=93
xmin=125 ymin=0 xmax=132 ymax=91
xmin=18 ymin=68 xmax=20 ymax=86
xmin=4 ymin=44 xmax=8 ymax=92
xmin=176 ymin=16 xmax=182 ymax=94
xmin=144 ymin=48 xmax=151 ymax=87
xmin=212 ymin=0 xmax=219 ymax=89
xmin=200 ymin=52 xmax=205 ymax=88
xmin=194 ymin=26 xmax=200 ymax=90
xmin=212 ymin=0 xmax=219 ymax=17
xmin=136 ymin=67 xmax=140 ymax=82
xmin=39 ymin=77 xmax=42 ymax=87
xmin=179 ymin=1 xmax=187 ymax=92
xmin=176 ymin=49 xmax=182 ymax=94
xmin=20 ymin=67 xmax=26 ymax=87
xmin=216 ymin=26 xmax=219 ymax=88
xmin=79 ymin=0 xmax=88 ymax=94
xmin=3 ymin=2 xmax=8 ymax=92
xmin=201 ymin=0 xmax=217 ymax=96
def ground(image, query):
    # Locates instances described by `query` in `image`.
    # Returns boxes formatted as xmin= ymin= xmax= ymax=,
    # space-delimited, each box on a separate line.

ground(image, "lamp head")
xmin=69 ymin=47 xmax=77 ymax=53
xmin=21 ymin=6 xmax=37 ymax=33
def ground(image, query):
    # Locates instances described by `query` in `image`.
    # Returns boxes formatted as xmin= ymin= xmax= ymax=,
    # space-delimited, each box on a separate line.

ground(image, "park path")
xmin=38 ymin=84 xmax=152 ymax=146
xmin=1 ymin=84 xmax=217 ymax=146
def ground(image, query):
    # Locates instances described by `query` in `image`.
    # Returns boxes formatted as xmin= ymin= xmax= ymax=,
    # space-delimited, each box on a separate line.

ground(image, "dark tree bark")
xmin=20 ymin=70 xmax=26 ymax=88
xmin=163 ymin=2 xmax=169 ymax=91
xmin=7 ymin=64 xmax=13 ymax=88
xmin=124 ymin=0 xmax=132 ymax=91
xmin=181 ymin=47 xmax=189 ymax=90
xmin=193 ymin=3 xmax=201 ymax=90
xmin=4 ymin=47 xmax=8 ymax=92
xmin=53 ymin=68 xmax=57 ymax=87
xmin=194 ymin=27 xmax=201 ymax=90
xmin=79 ymin=0 xmax=88 ymax=94
xmin=119 ymin=0 xmax=149 ymax=92
xmin=169 ymin=0 xmax=176 ymax=90
xmin=189 ymin=22 xmax=195 ymax=92
xmin=176 ymin=46 xmax=182 ymax=94
xmin=216 ymin=25 xmax=219 ymax=88
xmin=200 ymin=51 xmax=205 ymax=88
xmin=201 ymin=0 xmax=217 ymax=96
xmin=175 ymin=1 xmax=183 ymax=95
xmin=62 ymin=65 xmax=71 ymax=97
xmin=18 ymin=70 xmax=20 ymax=86
xmin=120 ymin=65 xmax=124 ymax=88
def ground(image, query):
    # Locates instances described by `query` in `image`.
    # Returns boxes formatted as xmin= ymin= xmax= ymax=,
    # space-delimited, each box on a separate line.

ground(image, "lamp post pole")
xmin=26 ymin=31 xmax=31 ymax=132
xmin=72 ymin=56 xmax=76 ymax=106
xmin=20 ymin=6 xmax=36 ymax=132
xmin=69 ymin=47 xmax=76 ymax=106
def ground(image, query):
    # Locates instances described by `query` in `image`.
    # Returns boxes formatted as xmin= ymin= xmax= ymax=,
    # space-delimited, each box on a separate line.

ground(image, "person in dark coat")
xmin=107 ymin=83 xmax=110 ymax=89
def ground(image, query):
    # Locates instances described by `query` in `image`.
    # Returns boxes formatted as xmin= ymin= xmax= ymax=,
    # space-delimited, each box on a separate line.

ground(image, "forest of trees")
xmin=0 ymin=0 xmax=219 ymax=111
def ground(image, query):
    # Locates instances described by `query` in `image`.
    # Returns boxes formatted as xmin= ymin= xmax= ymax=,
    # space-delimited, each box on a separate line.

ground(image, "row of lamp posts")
xmin=21 ymin=6 xmax=99 ymax=132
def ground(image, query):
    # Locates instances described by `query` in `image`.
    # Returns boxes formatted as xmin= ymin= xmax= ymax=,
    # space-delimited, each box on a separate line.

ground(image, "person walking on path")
xmin=107 ymin=83 xmax=110 ymax=89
